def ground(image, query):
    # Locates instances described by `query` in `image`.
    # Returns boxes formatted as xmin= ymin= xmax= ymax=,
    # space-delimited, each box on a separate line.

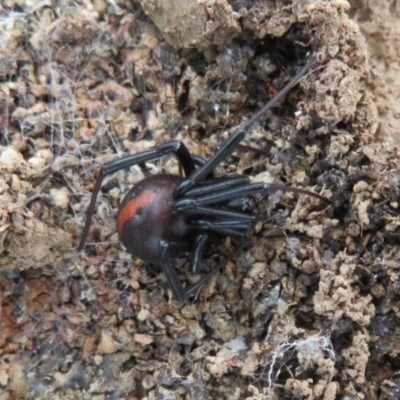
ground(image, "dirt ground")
xmin=1 ymin=0 xmax=400 ymax=399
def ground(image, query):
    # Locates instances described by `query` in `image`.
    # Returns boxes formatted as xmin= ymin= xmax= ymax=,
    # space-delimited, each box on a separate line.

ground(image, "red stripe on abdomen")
xmin=117 ymin=190 xmax=156 ymax=235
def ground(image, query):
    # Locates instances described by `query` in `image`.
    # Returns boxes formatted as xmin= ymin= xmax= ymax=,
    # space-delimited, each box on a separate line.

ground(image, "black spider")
xmin=78 ymin=59 xmax=328 ymax=302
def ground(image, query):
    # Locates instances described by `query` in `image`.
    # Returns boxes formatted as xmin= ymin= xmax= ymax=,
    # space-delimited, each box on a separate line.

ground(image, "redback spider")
xmin=78 ymin=58 xmax=328 ymax=302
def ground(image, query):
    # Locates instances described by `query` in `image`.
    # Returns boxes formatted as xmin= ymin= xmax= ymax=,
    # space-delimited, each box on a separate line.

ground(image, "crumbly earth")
xmin=0 ymin=0 xmax=399 ymax=399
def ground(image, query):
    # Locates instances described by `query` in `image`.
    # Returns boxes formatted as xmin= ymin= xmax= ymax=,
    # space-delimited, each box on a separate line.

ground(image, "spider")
xmin=78 ymin=58 xmax=328 ymax=302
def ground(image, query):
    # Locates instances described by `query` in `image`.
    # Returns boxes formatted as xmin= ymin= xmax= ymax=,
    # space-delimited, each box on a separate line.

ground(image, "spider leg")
xmin=175 ymin=182 xmax=328 ymax=211
xmin=193 ymin=220 xmax=252 ymax=238
xmin=184 ymin=176 xmax=250 ymax=197
xmin=174 ymin=59 xmax=314 ymax=197
xmin=189 ymin=233 xmax=208 ymax=274
xmin=180 ymin=206 xmax=256 ymax=221
xmin=201 ymin=228 xmax=247 ymax=238
xmin=183 ymin=239 xmax=252 ymax=300
xmin=160 ymin=238 xmax=251 ymax=302
xmin=160 ymin=241 xmax=188 ymax=302
xmin=191 ymin=155 xmax=216 ymax=180
xmin=194 ymin=220 xmax=252 ymax=230
xmin=78 ymin=140 xmax=196 ymax=251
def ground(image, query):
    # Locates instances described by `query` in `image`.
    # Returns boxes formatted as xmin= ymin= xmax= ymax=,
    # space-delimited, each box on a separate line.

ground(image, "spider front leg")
xmin=78 ymin=140 xmax=196 ymax=251
xmin=174 ymin=59 xmax=314 ymax=197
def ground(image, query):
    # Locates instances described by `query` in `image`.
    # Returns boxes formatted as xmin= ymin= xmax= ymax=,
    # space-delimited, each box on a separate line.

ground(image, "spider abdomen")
xmin=117 ymin=174 xmax=194 ymax=264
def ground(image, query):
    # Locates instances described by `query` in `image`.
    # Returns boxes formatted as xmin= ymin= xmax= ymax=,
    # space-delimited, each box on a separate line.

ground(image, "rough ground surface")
xmin=0 ymin=0 xmax=399 ymax=399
